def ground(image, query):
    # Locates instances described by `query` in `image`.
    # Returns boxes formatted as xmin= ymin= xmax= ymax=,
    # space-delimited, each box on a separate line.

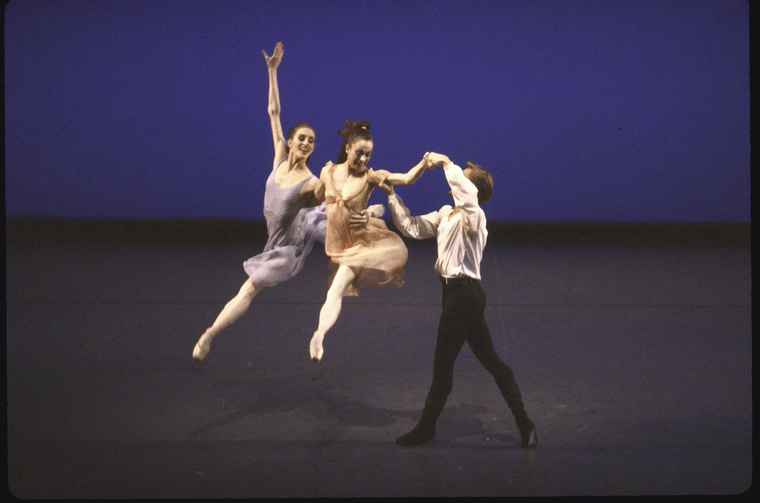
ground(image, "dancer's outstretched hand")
xmin=262 ymin=41 xmax=283 ymax=70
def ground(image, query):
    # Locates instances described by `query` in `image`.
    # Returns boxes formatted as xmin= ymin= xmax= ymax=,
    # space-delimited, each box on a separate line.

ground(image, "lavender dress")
xmin=243 ymin=159 xmax=327 ymax=287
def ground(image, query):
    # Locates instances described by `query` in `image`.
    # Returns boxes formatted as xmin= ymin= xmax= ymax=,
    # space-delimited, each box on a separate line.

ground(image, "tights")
xmin=316 ymin=265 xmax=358 ymax=336
xmin=309 ymin=265 xmax=359 ymax=358
xmin=194 ymin=278 xmax=261 ymax=359
xmin=426 ymin=279 xmax=525 ymax=419
xmin=397 ymin=277 xmax=535 ymax=447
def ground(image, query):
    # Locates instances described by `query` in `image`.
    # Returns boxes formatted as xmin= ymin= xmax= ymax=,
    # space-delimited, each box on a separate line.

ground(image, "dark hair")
xmin=286 ymin=122 xmax=315 ymax=164
xmin=336 ymin=120 xmax=372 ymax=164
xmin=465 ymin=161 xmax=493 ymax=204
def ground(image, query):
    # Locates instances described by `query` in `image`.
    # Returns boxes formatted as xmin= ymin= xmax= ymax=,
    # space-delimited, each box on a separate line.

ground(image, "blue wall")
xmin=4 ymin=0 xmax=750 ymax=222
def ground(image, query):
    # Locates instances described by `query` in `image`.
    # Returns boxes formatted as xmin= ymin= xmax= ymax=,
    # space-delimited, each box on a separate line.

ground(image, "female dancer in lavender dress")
xmin=193 ymin=42 xmax=346 ymax=361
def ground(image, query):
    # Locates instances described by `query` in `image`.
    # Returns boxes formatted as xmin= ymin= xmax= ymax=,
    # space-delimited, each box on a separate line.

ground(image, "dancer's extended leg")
xmin=193 ymin=278 xmax=261 ymax=361
xmin=310 ymin=265 xmax=358 ymax=361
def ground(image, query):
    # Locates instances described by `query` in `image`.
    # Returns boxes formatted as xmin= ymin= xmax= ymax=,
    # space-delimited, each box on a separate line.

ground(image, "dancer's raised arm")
xmin=373 ymin=153 xmax=431 ymax=187
xmin=192 ymin=43 xmax=327 ymax=363
xmin=262 ymin=42 xmax=287 ymax=162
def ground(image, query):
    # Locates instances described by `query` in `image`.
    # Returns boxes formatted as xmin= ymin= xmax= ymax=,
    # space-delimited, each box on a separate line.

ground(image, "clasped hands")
xmin=352 ymin=152 xmax=449 ymax=228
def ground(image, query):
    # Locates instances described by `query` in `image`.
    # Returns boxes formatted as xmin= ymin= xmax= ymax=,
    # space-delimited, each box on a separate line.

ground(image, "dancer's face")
xmin=288 ymin=127 xmax=316 ymax=159
xmin=346 ymin=139 xmax=373 ymax=173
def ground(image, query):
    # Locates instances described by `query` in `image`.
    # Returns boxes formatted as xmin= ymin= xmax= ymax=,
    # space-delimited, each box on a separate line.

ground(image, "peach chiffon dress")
xmin=321 ymin=163 xmax=407 ymax=296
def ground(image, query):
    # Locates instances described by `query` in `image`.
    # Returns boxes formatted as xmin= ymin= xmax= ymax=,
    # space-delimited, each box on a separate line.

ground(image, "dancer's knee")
xmin=240 ymin=278 xmax=260 ymax=300
xmin=330 ymin=266 xmax=358 ymax=297
xmin=479 ymin=355 xmax=514 ymax=381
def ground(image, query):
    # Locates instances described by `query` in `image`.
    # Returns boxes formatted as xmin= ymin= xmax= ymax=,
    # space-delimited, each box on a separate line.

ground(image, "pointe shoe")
xmin=309 ymin=331 xmax=324 ymax=362
xmin=192 ymin=335 xmax=212 ymax=362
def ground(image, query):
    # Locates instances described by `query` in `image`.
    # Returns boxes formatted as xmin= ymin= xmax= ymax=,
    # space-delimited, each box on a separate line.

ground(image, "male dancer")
xmin=379 ymin=153 xmax=537 ymax=447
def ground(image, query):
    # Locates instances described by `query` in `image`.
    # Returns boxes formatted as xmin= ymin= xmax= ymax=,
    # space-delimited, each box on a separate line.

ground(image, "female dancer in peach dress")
xmin=309 ymin=121 xmax=430 ymax=361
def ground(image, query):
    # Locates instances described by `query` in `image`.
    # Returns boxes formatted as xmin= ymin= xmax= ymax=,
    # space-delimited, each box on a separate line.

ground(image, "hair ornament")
xmin=338 ymin=119 xmax=371 ymax=138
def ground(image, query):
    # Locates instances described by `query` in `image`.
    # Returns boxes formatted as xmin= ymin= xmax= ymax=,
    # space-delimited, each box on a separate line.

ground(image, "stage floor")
xmin=6 ymin=222 xmax=752 ymax=497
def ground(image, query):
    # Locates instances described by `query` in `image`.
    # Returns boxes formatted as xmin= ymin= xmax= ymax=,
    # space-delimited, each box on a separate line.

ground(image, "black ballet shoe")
xmin=395 ymin=424 xmax=436 ymax=446
xmin=517 ymin=417 xmax=537 ymax=448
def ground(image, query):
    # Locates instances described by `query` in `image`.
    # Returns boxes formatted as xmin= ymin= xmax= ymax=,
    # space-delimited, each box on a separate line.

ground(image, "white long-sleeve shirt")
xmin=387 ymin=162 xmax=487 ymax=280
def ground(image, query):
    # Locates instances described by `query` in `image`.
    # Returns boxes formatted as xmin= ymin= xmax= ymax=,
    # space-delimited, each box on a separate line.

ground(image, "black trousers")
xmin=423 ymin=278 xmax=526 ymax=422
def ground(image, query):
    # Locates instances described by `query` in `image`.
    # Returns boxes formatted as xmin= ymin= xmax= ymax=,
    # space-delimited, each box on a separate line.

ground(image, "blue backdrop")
xmin=4 ymin=0 xmax=750 ymax=222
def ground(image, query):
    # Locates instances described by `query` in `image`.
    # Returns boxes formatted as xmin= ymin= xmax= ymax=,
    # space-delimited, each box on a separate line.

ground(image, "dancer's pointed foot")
xmin=517 ymin=416 xmax=537 ymax=448
xmin=309 ymin=331 xmax=324 ymax=361
xmin=192 ymin=332 xmax=213 ymax=361
xmin=523 ymin=427 xmax=537 ymax=447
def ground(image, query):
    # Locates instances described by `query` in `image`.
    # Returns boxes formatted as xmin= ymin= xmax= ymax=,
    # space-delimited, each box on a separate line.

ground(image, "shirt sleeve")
xmin=387 ymin=193 xmax=441 ymax=240
xmin=444 ymin=162 xmax=485 ymax=233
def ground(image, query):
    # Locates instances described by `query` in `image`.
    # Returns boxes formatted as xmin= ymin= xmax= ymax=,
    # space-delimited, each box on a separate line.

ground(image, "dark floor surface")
xmin=6 ymin=220 xmax=752 ymax=498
